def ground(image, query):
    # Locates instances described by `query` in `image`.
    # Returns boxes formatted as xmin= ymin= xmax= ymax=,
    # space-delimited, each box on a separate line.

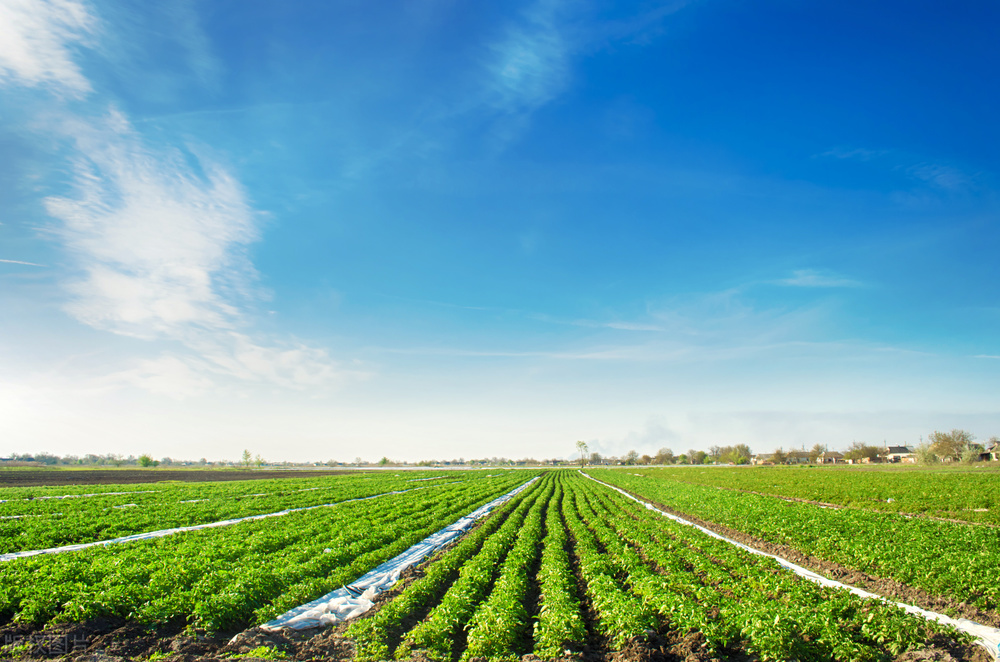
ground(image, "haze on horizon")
xmin=1 ymin=0 xmax=998 ymax=463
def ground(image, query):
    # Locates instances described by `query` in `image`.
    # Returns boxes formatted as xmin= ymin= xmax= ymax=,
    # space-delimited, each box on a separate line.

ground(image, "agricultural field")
xmin=626 ymin=465 xmax=1000 ymax=524
xmin=0 ymin=471 xmax=489 ymax=554
xmin=1 ymin=468 xmax=994 ymax=662
xmin=591 ymin=468 xmax=1000 ymax=624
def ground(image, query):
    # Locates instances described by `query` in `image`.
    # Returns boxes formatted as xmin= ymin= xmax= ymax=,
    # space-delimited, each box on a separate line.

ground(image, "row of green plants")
xmin=591 ymin=469 xmax=1000 ymax=613
xmin=530 ymin=480 xmax=586 ymax=658
xmin=346 ymin=471 xmax=967 ymax=661
xmin=572 ymin=473 xmax=963 ymax=661
xmin=0 ymin=472 xmax=508 ymax=554
xmin=630 ymin=465 xmax=1000 ymax=523
xmin=347 ymin=479 xmax=538 ymax=660
xmin=0 ymin=473 xmax=530 ymax=632
xmin=393 ymin=477 xmax=550 ymax=660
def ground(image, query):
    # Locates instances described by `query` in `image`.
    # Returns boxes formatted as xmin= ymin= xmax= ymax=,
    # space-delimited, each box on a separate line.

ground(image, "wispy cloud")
xmin=0 ymin=0 xmax=353 ymax=399
xmin=908 ymin=163 xmax=974 ymax=192
xmin=0 ymin=0 xmax=97 ymax=95
xmin=819 ymin=146 xmax=978 ymax=195
xmin=819 ymin=146 xmax=888 ymax=161
xmin=973 ymin=354 xmax=1000 ymax=360
xmin=564 ymin=318 xmax=663 ymax=332
xmin=46 ymin=108 xmax=258 ymax=339
xmin=40 ymin=109 xmax=353 ymax=396
xmin=774 ymin=269 xmax=862 ymax=288
xmin=0 ymin=258 xmax=47 ymax=267
xmin=489 ymin=0 xmax=570 ymax=114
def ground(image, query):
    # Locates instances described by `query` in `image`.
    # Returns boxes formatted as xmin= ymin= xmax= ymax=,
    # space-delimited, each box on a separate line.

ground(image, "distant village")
xmin=2 ymin=429 xmax=997 ymax=469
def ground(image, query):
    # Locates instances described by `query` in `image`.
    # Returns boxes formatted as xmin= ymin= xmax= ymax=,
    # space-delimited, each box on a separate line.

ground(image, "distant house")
xmin=818 ymin=451 xmax=844 ymax=464
xmin=751 ymin=454 xmax=772 ymax=466
xmin=786 ymin=450 xmax=811 ymax=465
xmin=982 ymin=441 xmax=1000 ymax=462
xmin=883 ymin=446 xmax=915 ymax=463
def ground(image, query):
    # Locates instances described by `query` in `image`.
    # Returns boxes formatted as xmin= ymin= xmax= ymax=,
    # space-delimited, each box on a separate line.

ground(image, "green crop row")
xmin=589 ymin=469 xmax=1000 ymax=614
xmin=460 ymin=476 xmax=551 ymax=661
xmin=573 ymin=474 xmax=961 ymax=661
xmin=341 ymin=471 xmax=975 ymax=662
xmin=0 ymin=473 xmax=529 ymax=632
xmin=347 ymin=480 xmax=532 ymax=661
xmin=0 ymin=471 xmax=508 ymax=554
xmin=628 ymin=465 xmax=1000 ymax=524
xmin=531 ymin=477 xmax=585 ymax=659
xmin=393 ymin=477 xmax=549 ymax=661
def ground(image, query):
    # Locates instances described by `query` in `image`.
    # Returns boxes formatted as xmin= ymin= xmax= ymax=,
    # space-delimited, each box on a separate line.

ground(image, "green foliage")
xmin=591 ymin=468 xmax=1000 ymax=614
xmin=0 ymin=471 xmax=507 ymax=554
xmin=0 ymin=472 xmax=534 ymax=631
xmin=225 ymin=645 xmax=289 ymax=660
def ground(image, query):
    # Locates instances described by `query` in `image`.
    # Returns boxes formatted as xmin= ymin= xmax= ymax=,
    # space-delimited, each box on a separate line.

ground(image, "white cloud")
xmin=46 ymin=108 xmax=257 ymax=339
xmin=0 ymin=0 xmax=97 ymax=95
xmin=41 ymin=109 xmax=353 ymax=395
xmin=775 ymin=269 xmax=861 ymax=288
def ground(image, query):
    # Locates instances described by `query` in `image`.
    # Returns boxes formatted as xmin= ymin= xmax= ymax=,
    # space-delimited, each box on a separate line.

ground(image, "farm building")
xmin=818 ymin=451 xmax=844 ymax=464
xmin=883 ymin=446 xmax=915 ymax=463
xmin=786 ymin=450 xmax=811 ymax=464
xmin=982 ymin=441 xmax=1000 ymax=462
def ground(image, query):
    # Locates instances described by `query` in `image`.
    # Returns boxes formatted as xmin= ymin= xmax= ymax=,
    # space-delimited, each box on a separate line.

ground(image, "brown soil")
xmin=0 ymin=470 xmax=358 ymax=489
xmin=605 ymin=482 xmax=1000 ymax=632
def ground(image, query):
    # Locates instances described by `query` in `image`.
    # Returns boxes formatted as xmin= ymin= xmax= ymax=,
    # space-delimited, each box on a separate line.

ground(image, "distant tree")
xmin=718 ymin=444 xmax=751 ymax=465
xmin=110 ymin=454 xmax=124 ymax=467
xmin=914 ymin=440 xmax=938 ymax=464
xmin=255 ymin=454 xmax=265 ymax=468
xmin=689 ymin=450 xmax=707 ymax=465
xmin=625 ymin=450 xmax=640 ymax=465
xmin=589 ymin=451 xmax=602 ymax=465
xmin=576 ymin=440 xmax=589 ymax=468
xmin=708 ymin=445 xmax=722 ymax=463
xmin=241 ymin=449 xmax=253 ymax=468
xmin=378 ymin=456 xmax=390 ymax=466
xmin=808 ymin=443 xmax=825 ymax=464
xmin=654 ymin=447 xmax=675 ymax=465
xmin=771 ymin=448 xmax=787 ymax=464
xmin=138 ymin=454 xmax=154 ymax=468
xmin=677 ymin=454 xmax=689 ymax=465
xmin=929 ymin=429 xmax=975 ymax=462
xmin=843 ymin=442 xmax=880 ymax=462
xmin=961 ymin=443 xmax=985 ymax=464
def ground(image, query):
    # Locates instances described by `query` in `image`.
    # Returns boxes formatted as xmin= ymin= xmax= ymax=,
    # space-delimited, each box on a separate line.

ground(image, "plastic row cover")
xmin=261 ymin=476 xmax=540 ymax=631
xmin=581 ymin=472 xmax=1000 ymax=661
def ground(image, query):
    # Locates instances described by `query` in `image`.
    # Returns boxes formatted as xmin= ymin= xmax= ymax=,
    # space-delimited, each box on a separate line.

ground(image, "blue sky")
xmin=1 ymin=0 xmax=998 ymax=462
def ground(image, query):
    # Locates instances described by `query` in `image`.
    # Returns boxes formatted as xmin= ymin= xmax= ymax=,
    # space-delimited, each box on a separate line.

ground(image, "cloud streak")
xmin=0 ymin=258 xmax=47 ymax=267
xmin=774 ymin=269 xmax=862 ymax=288
xmin=0 ymin=0 xmax=97 ymax=95
xmin=489 ymin=0 xmax=570 ymax=114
